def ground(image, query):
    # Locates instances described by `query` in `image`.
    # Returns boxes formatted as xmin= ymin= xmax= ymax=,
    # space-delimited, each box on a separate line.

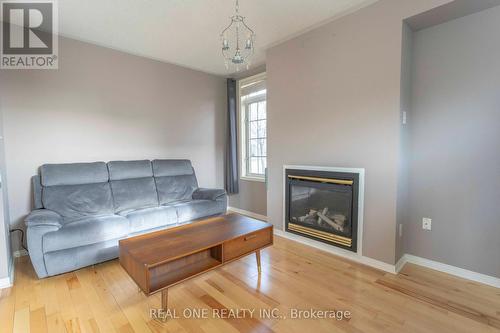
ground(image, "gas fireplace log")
xmin=332 ymin=214 xmax=347 ymax=226
xmin=317 ymin=212 xmax=344 ymax=232
xmin=297 ymin=209 xmax=319 ymax=223
xmin=317 ymin=208 xmax=329 ymax=225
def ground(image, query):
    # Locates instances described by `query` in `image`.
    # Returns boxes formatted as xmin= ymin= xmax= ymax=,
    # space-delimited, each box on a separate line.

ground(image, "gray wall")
xmin=0 ymin=37 xmax=226 ymax=251
xmin=405 ymin=6 xmax=500 ymax=277
xmin=266 ymin=0 xmax=452 ymax=265
xmin=396 ymin=22 xmax=414 ymax=262
xmin=228 ymin=179 xmax=267 ymax=216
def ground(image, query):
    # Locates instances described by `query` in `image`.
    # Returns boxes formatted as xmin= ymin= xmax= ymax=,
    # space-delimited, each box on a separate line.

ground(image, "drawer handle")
xmin=244 ymin=234 xmax=258 ymax=241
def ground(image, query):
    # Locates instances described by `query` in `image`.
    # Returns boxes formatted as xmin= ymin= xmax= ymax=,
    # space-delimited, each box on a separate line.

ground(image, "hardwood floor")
xmin=1 ymin=235 xmax=499 ymax=333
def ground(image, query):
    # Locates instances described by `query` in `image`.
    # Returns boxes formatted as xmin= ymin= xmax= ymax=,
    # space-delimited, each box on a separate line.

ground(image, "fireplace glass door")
xmin=289 ymin=180 xmax=353 ymax=238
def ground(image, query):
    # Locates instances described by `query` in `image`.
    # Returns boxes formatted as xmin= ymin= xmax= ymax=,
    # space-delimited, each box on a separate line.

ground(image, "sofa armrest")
xmin=26 ymin=209 xmax=63 ymax=278
xmin=192 ymin=188 xmax=226 ymax=201
xmin=25 ymin=209 xmax=63 ymax=228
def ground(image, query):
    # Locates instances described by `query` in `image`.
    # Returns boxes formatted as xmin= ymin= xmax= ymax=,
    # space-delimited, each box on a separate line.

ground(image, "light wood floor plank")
xmin=13 ymin=307 xmax=30 ymax=333
xmin=1 ymin=234 xmax=499 ymax=333
xmin=29 ymin=307 xmax=47 ymax=333
xmin=45 ymin=312 xmax=66 ymax=333
xmin=73 ymin=268 xmax=117 ymax=333
xmin=0 ymin=286 xmax=16 ymax=332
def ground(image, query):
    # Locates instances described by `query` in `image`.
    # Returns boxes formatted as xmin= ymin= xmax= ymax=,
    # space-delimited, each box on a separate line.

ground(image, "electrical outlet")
xmin=422 ymin=218 xmax=432 ymax=231
xmin=399 ymin=224 xmax=403 ymax=237
xmin=402 ymin=111 xmax=407 ymax=125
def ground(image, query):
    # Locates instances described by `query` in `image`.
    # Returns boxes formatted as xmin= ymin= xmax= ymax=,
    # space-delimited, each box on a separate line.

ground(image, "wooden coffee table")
xmin=119 ymin=213 xmax=273 ymax=310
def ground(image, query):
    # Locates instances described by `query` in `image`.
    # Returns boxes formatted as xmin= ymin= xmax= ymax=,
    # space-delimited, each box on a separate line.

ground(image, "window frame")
xmin=238 ymin=72 xmax=267 ymax=183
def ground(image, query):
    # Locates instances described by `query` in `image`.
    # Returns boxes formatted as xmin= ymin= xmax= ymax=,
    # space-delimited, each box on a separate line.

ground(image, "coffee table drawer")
xmin=224 ymin=228 xmax=272 ymax=261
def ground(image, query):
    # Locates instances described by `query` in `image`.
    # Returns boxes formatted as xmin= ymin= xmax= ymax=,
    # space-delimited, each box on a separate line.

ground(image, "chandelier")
xmin=220 ymin=0 xmax=255 ymax=71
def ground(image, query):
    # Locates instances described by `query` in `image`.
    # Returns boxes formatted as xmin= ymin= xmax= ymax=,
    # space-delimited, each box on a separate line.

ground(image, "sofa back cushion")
xmin=108 ymin=160 xmax=159 ymax=213
xmin=40 ymin=162 xmax=114 ymax=219
xmin=152 ymin=159 xmax=198 ymax=205
xmin=32 ymin=175 xmax=43 ymax=209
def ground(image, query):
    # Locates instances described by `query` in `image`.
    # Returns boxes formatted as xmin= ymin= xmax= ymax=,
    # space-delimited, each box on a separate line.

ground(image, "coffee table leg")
xmin=256 ymin=250 xmax=262 ymax=274
xmin=161 ymin=289 xmax=168 ymax=311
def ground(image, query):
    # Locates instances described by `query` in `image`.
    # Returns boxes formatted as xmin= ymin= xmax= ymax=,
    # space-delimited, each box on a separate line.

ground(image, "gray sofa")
xmin=26 ymin=159 xmax=227 ymax=278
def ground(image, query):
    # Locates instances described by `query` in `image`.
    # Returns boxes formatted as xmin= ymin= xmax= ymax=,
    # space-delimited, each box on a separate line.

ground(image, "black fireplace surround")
xmin=285 ymin=168 xmax=359 ymax=252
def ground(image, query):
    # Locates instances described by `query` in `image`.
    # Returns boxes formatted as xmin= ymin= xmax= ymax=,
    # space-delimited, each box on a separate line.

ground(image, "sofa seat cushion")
xmin=43 ymin=215 xmax=129 ymax=253
xmin=173 ymin=200 xmax=225 ymax=223
xmin=121 ymin=206 xmax=177 ymax=233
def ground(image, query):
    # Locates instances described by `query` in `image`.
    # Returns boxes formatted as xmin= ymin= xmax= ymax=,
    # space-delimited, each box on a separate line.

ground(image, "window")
xmin=239 ymin=73 xmax=267 ymax=181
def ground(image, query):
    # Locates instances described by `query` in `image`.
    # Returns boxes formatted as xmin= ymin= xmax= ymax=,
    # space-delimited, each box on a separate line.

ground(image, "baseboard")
xmin=395 ymin=254 xmax=407 ymax=273
xmin=273 ymin=229 xmax=396 ymax=274
xmin=13 ymin=249 xmax=28 ymax=258
xmin=396 ymin=254 xmax=500 ymax=288
xmin=229 ymin=208 xmax=500 ymax=288
xmin=227 ymin=207 xmax=268 ymax=222
xmin=0 ymin=257 xmax=14 ymax=289
xmin=228 ymin=207 xmax=395 ymax=273
xmin=0 ymin=250 xmax=26 ymax=289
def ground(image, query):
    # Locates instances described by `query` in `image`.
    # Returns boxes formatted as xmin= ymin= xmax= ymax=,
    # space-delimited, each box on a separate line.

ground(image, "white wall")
xmin=0 ymin=37 xmax=226 ymax=251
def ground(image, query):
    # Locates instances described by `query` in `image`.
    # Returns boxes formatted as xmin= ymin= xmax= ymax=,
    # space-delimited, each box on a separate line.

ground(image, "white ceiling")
xmin=58 ymin=0 xmax=376 ymax=76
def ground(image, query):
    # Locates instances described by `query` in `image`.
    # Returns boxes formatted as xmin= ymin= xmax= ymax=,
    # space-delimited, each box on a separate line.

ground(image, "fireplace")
xmin=285 ymin=167 xmax=362 ymax=252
